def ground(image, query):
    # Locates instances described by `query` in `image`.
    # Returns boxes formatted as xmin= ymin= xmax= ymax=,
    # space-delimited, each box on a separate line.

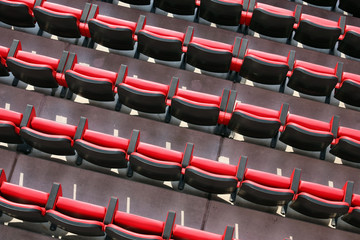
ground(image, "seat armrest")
xmin=343 ymin=181 xmax=354 ymax=205
xmin=80 ymin=3 xmax=91 ymax=23
xmin=181 ymin=142 xmax=194 ymax=168
xmin=226 ymin=90 xmax=237 ymax=113
xmin=20 ymin=104 xmax=36 ymax=128
xmin=222 ymin=226 xmax=234 ymax=240
xmin=162 ymin=211 xmax=176 ymax=240
xmin=287 ymin=50 xmax=296 ymax=71
xmin=86 ymin=4 xmax=99 ymax=23
xmin=57 ymin=51 xmax=69 ymax=73
xmin=104 ymin=197 xmax=118 ymax=225
xmin=167 ymin=77 xmax=179 ymax=100
xmin=127 ymin=129 xmax=140 ymax=154
xmin=290 ymin=168 xmax=301 ymax=193
xmin=63 ymin=52 xmax=77 ymax=72
xmin=8 ymin=39 xmax=21 ymax=58
xmin=232 ymin=37 xmax=242 ymax=57
xmin=279 ymin=103 xmax=289 ymax=126
xmin=330 ymin=115 xmax=340 ymax=138
xmin=45 ymin=183 xmax=62 ymax=210
xmin=335 ymin=62 xmax=344 ymax=81
xmin=135 ymin=15 xmax=146 ymax=35
xmin=238 ymin=38 xmax=248 ymax=60
xmin=74 ymin=117 xmax=88 ymax=140
xmin=115 ymin=64 xmax=128 ymax=86
xmin=236 ymin=156 xmax=248 ymax=181
xmin=219 ymin=89 xmax=230 ymax=112
xmin=294 ymin=5 xmax=302 ymax=23
xmin=339 ymin=16 xmax=346 ymax=35
xmin=183 ymin=26 xmax=194 ymax=47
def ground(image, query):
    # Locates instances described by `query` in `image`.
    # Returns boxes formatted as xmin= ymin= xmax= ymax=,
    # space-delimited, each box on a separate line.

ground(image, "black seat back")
xmin=199 ymin=0 xmax=243 ymax=26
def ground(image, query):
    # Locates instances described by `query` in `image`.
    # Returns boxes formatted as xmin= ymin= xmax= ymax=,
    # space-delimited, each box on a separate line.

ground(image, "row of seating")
xmin=108 ymin=0 xmax=360 ymax=19
xmin=289 ymin=0 xmax=360 ymax=17
xmin=1 ymin=150 xmax=360 ymax=232
xmin=1 ymin=0 xmax=360 ymax=58
xmin=1 ymin=36 xmax=360 ymax=108
xmin=0 ymin=168 xmax=236 ymax=238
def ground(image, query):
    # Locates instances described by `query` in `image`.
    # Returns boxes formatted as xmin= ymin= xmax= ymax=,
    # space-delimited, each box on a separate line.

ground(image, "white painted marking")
xmin=147 ymin=57 xmax=155 ymax=63
xmin=292 ymin=91 xmax=300 ymax=97
xmin=276 ymin=206 xmax=283 ymax=215
xmin=19 ymin=172 xmax=24 ymax=187
xmin=343 ymin=11 xmax=349 ymax=16
xmin=179 ymin=121 xmax=188 ymax=128
xmin=25 ymin=85 xmax=35 ymax=91
xmin=130 ymin=109 xmax=139 ymax=116
xmin=11 ymin=26 xmax=14 ymax=31
xmin=233 ymin=133 xmax=244 ymax=141
xmin=79 ymin=62 xmax=90 ymax=66
xmin=181 ymin=86 xmax=187 ymax=90
xmin=132 ymin=75 xmax=138 ymax=78
xmin=210 ymin=23 xmax=217 ymax=28
xmin=0 ymin=142 xmax=8 ymax=147
xmin=56 ymin=115 xmax=67 ymax=124
xmin=5 ymin=103 xmax=10 ymax=110
xmin=297 ymin=42 xmax=304 ymax=48
xmin=163 ymin=181 xmax=173 ymax=188
xmin=167 ymin=13 xmax=174 ymax=18
xmin=31 ymin=51 xmax=37 ymax=54
xmin=254 ymin=32 xmax=260 ymax=38
xmin=285 ymin=145 xmax=294 ymax=152
xmin=194 ymin=68 xmax=201 ymax=74
xmin=303 ymin=1 xmax=308 ymax=5
xmin=245 ymin=80 xmax=254 ymax=86
xmin=113 ymin=129 xmax=119 ymax=137
xmin=95 ymin=44 xmax=110 ymax=53
xmin=217 ymin=194 xmax=232 ymax=204
xmin=181 ymin=210 xmax=184 ymax=226
xmin=338 ymin=101 xmax=346 ymax=108
xmin=328 ymin=181 xmax=334 ymax=187
xmin=126 ymin=197 xmax=130 ymax=213
xmin=165 ymin=141 xmax=171 ymax=149
xmin=74 ymin=95 xmax=90 ymax=104
xmin=235 ymin=223 xmax=239 ymax=239
xmin=50 ymin=35 xmax=58 ymax=40
xmin=73 ymin=184 xmax=77 ymax=200
xmin=50 ymin=155 xmax=67 ymax=161
xmin=218 ymin=156 xmax=230 ymax=164
xmin=118 ymin=2 xmax=131 ymax=8
xmin=340 ymin=53 xmax=346 ymax=59
xmin=277 ymin=168 xmax=282 ymax=176
xmin=334 ymin=157 xmax=343 ymax=164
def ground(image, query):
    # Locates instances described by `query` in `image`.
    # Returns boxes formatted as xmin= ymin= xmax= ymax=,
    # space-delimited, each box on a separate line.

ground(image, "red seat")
xmin=330 ymin=126 xmax=360 ymax=163
xmin=0 ymin=107 xmax=23 ymax=143
xmin=342 ymin=194 xmax=360 ymax=228
xmin=0 ymin=169 xmax=49 ymax=222
xmin=334 ymin=72 xmax=360 ymax=107
xmin=0 ymin=0 xmax=37 ymax=27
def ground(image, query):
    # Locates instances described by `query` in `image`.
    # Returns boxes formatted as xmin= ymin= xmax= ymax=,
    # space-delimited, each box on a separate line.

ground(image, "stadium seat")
xmin=34 ymin=2 xmax=98 ymax=38
xmin=153 ymin=0 xmax=197 ymax=15
xmin=0 ymin=0 xmax=41 ymax=27
xmin=65 ymin=63 xmax=120 ymax=102
xmin=19 ymin=105 xmax=87 ymax=155
xmin=287 ymin=60 xmax=343 ymax=97
xmin=116 ymin=65 xmax=178 ymax=113
xmin=0 ymin=45 xmax=9 ymax=76
xmin=0 ymin=169 xmax=50 ymax=222
xmin=0 ymin=107 xmax=23 ymax=143
xmin=128 ymin=142 xmax=193 ymax=181
xmin=337 ymin=25 xmax=360 ymax=59
xmin=88 ymin=14 xmax=140 ymax=50
xmin=186 ymin=36 xmax=243 ymax=73
xmin=248 ymin=3 xmax=301 ymax=39
xmin=105 ymin=209 xmax=175 ymax=240
xmin=301 ymin=0 xmax=337 ymax=8
xmin=169 ymin=88 xmax=231 ymax=126
xmin=74 ymin=129 xmax=139 ymax=168
xmin=279 ymin=113 xmax=339 ymax=152
xmin=239 ymin=48 xmax=295 ymax=86
xmin=289 ymin=181 xmax=353 ymax=219
xmin=6 ymin=39 xmax=76 ymax=88
xmin=339 ymin=0 xmax=360 ymax=17
xmin=228 ymin=102 xmax=289 ymax=139
xmin=46 ymin=195 xmax=110 ymax=236
xmin=334 ymin=72 xmax=360 ymax=107
xmin=183 ymin=155 xmax=245 ymax=194
xmin=172 ymin=222 xmax=235 ymax=240
xmin=199 ymin=0 xmax=244 ymax=27
xmin=137 ymin=25 xmax=193 ymax=62
xmin=330 ymin=126 xmax=360 ymax=163
xmin=342 ymin=194 xmax=360 ymax=228
xmin=293 ymin=14 xmax=345 ymax=49
xmin=238 ymin=162 xmax=301 ymax=206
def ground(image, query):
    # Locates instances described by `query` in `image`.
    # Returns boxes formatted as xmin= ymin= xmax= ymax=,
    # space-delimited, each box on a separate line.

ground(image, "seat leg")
xmin=127 ymin=165 xmax=133 ymax=177
xmin=320 ymin=149 xmax=326 ymax=160
xmin=325 ymin=95 xmax=331 ymax=104
xmin=58 ymin=87 xmax=66 ymax=98
xmin=105 ymin=235 xmax=113 ymax=240
xmin=50 ymin=223 xmax=57 ymax=231
xmin=87 ymin=39 xmax=95 ymax=49
xmin=178 ymin=174 xmax=185 ymax=190
xmin=164 ymin=106 xmax=172 ymax=123
xmin=270 ymin=132 xmax=279 ymax=148
xmin=230 ymin=188 xmax=238 ymax=202
xmin=150 ymin=4 xmax=156 ymax=13
xmin=75 ymin=155 xmax=83 ymax=166
xmin=12 ymin=77 xmax=19 ymax=87
xmin=66 ymin=90 xmax=73 ymax=100
xmin=115 ymin=99 xmax=122 ymax=111
xmin=279 ymin=80 xmax=286 ymax=93
xmin=180 ymin=54 xmax=187 ymax=70
xmin=37 ymin=29 xmax=43 ymax=36
xmin=16 ymin=142 xmax=32 ymax=154
xmin=50 ymin=88 xmax=57 ymax=96
xmin=331 ymin=217 xmax=337 ymax=228
xmin=81 ymin=37 xmax=89 ymax=47
xmin=133 ymin=49 xmax=140 ymax=59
